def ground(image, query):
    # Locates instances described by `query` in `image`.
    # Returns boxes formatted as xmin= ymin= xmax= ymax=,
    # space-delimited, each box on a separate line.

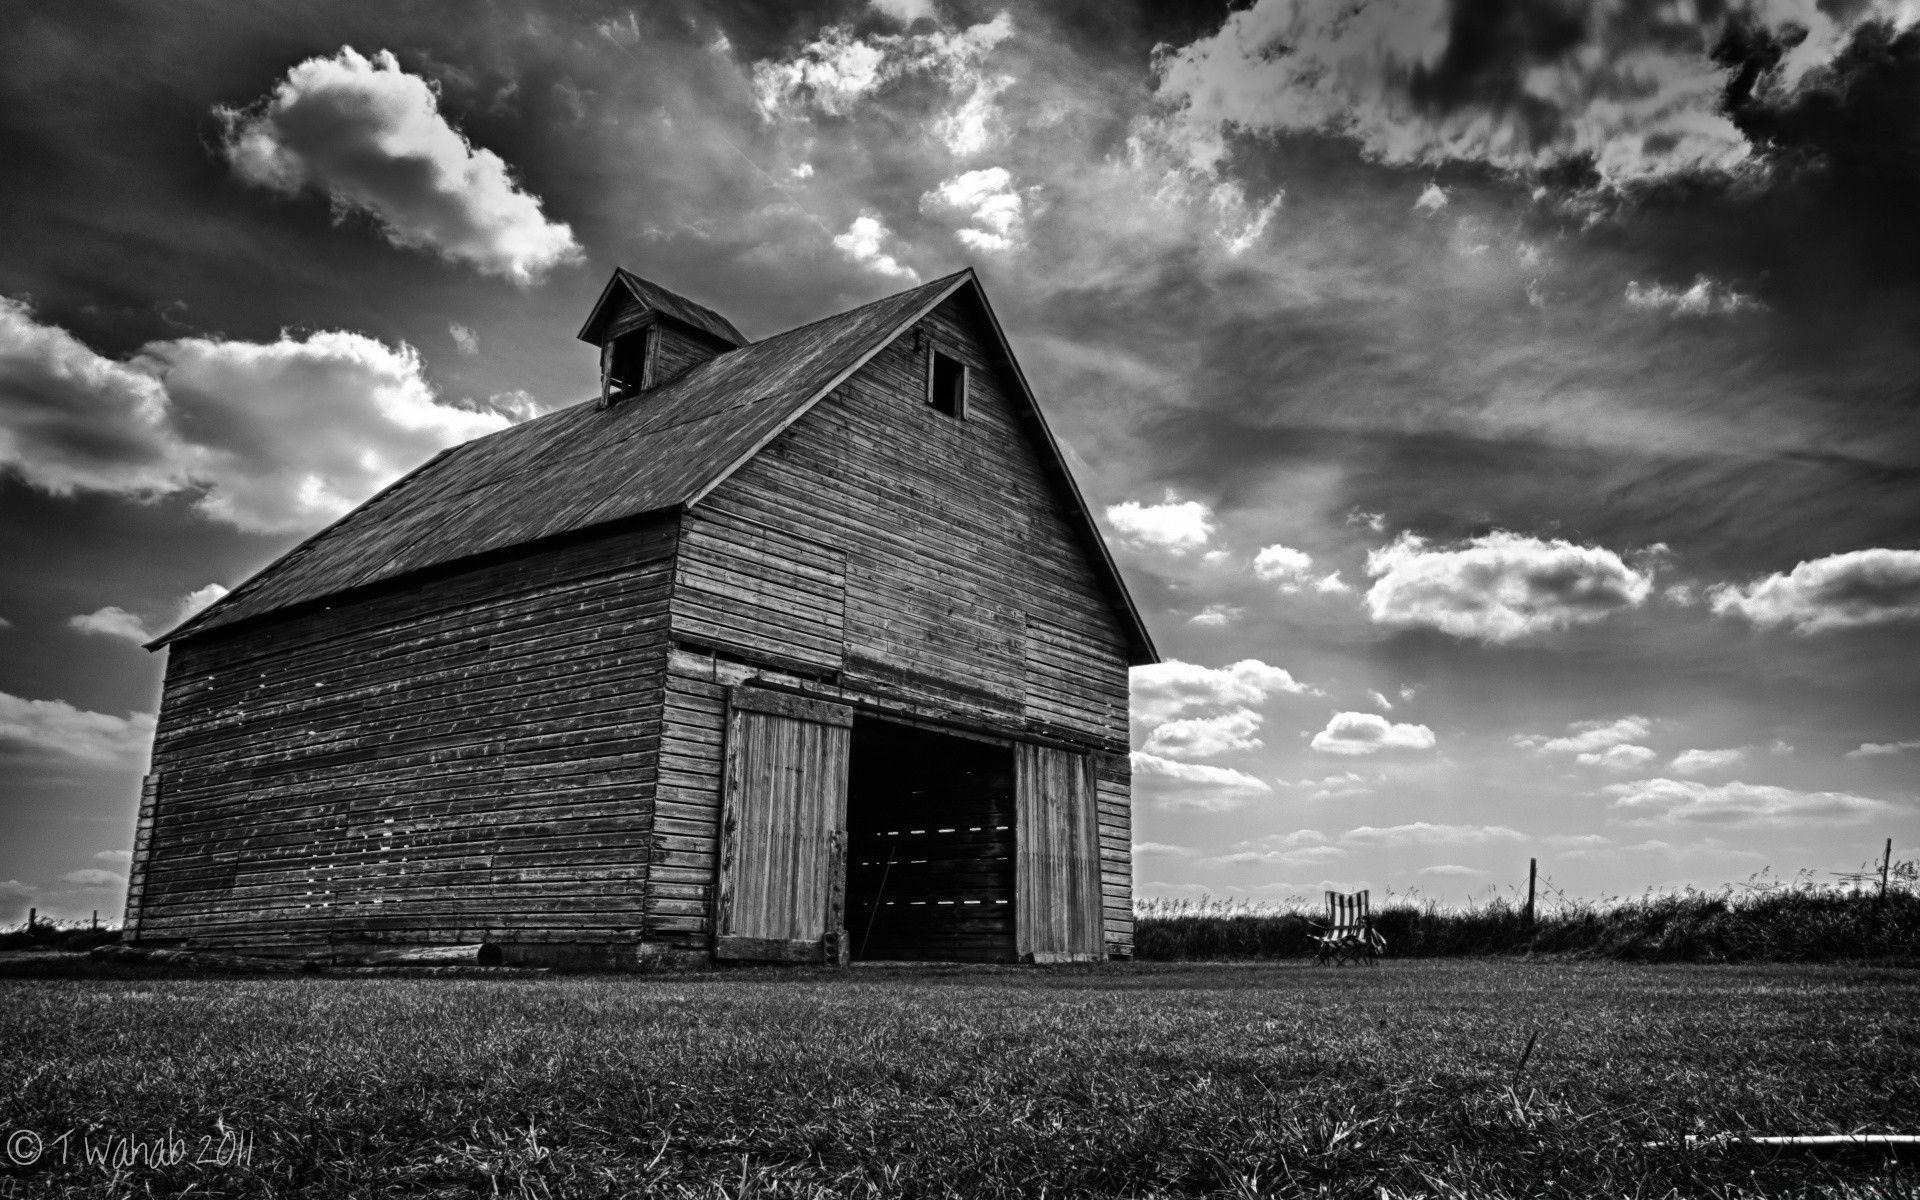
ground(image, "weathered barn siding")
xmin=129 ymin=518 xmax=677 ymax=952
xmin=658 ymin=290 xmax=1136 ymax=957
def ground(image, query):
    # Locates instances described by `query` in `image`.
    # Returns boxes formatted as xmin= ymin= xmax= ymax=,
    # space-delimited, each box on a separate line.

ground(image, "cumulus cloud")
xmin=1515 ymin=715 xmax=1653 ymax=755
xmin=1671 ymin=747 xmax=1749 ymax=774
xmin=1605 ymin=778 xmax=1898 ymax=828
xmin=1709 ymin=549 xmax=1920 ymax=634
xmin=1342 ymin=823 xmax=1524 ymax=847
xmin=1131 ymin=751 xmax=1272 ymax=811
xmin=448 ymin=323 xmax=479 ymax=355
xmin=68 ymin=607 xmax=149 ymax=643
xmin=0 ymin=693 xmax=154 ymax=764
xmin=1365 ymin=531 xmax=1653 ymax=642
xmin=832 ymin=214 xmax=919 ymax=280
xmin=1142 ymin=709 xmax=1263 ymax=759
xmin=0 ymin=298 xmax=506 ymax=533
xmin=753 ymin=14 xmax=1013 ymax=118
xmin=1625 ymin=276 xmax=1765 ymax=317
xmin=922 ymin=167 xmax=1025 ymax=252
xmin=1146 ymin=0 xmax=1892 ymax=182
xmin=871 ymin=0 xmax=938 ymax=23
xmin=1131 ymin=658 xmax=1316 ymax=725
xmin=1105 ymin=496 xmax=1217 ymax=554
xmin=1413 ymin=181 xmax=1448 ymax=214
xmin=1252 ymin=543 xmax=1313 ymax=589
xmin=93 ymin=849 xmax=133 ymax=864
xmin=1576 ymin=743 xmax=1657 ymax=771
xmin=1310 ymin=711 xmax=1436 ymax=756
xmin=217 ymin=47 xmax=581 ymax=283
xmin=1848 ymin=740 xmax=1920 ymax=758
xmin=61 ymin=868 xmax=125 ymax=888
xmin=1187 ymin=604 xmax=1243 ymax=627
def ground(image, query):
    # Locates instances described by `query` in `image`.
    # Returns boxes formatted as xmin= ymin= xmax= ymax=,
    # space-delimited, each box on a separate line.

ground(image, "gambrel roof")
xmin=157 ymin=269 xmax=1157 ymax=663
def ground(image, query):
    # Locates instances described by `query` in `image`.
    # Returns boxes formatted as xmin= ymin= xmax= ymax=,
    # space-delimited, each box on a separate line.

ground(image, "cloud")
xmin=922 ymin=167 xmax=1024 ymax=252
xmin=752 ymin=13 xmax=1014 ymax=118
xmin=871 ymin=0 xmax=938 ymax=23
xmin=1576 ymin=744 xmax=1657 ymax=771
xmin=1142 ymin=709 xmax=1263 ymax=759
xmin=1671 ymin=747 xmax=1749 ymax=774
xmin=1252 ymin=543 xmax=1313 ymax=589
xmin=1209 ymin=830 xmax=1347 ymax=867
xmin=1515 ymin=716 xmax=1652 ymax=755
xmin=1710 ymin=549 xmax=1920 ymax=634
xmin=1187 ymin=604 xmax=1243 ymax=627
xmin=66 ymin=584 xmax=229 ymax=645
xmin=68 ymin=607 xmax=149 ymax=643
xmin=1366 ymin=532 xmax=1654 ymax=643
xmin=60 ymin=869 xmax=125 ymax=888
xmin=1605 ymin=778 xmax=1899 ymax=828
xmin=1366 ymin=690 xmax=1393 ymax=711
xmin=1341 ymin=823 xmax=1525 ymax=847
xmin=1413 ymin=182 xmax=1448 ymax=214
xmin=449 ymin=323 xmax=479 ymax=355
xmin=216 ymin=47 xmax=581 ymax=283
xmin=1132 ymin=842 xmax=1196 ymax=857
xmin=832 ymin=214 xmax=919 ymax=281
xmin=0 ymin=297 xmax=507 ymax=532
xmin=0 ymin=692 xmax=154 ymax=764
xmin=1310 ymin=711 xmax=1436 ymax=756
xmin=1848 ymin=740 xmax=1920 ymax=758
xmin=1146 ymin=0 xmax=1889 ymax=182
xmin=1624 ymin=276 xmax=1765 ymax=317
xmin=1106 ymin=496 xmax=1217 ymax=554
xmin=1131 ymin=658 xmax=1316 ymax=725
xmin=1419 ymin=864 xmax=1485 ymax=877
xmin=93 ymin=849 xmax=132 ymax=864
xmin=1131 ymin=751 xmax=1272 ymax=811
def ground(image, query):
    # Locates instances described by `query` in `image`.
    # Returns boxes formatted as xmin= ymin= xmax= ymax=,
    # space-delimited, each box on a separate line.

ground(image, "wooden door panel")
xmin=714 ymin=687 xmax=852 ymax=962
xmin=1014 ymin=742 xmax=1104 ymax=962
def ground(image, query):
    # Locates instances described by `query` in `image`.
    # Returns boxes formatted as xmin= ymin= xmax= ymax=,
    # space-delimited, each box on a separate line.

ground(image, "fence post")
xmin=27 ymin=907 xmax=35 ymax=930
xmin=92 ymin=910 xmax=99 ymax=931
xmin=1525 ymin=859 xmax=1537 ymax=927
xmin=1880 ymin=838 xmax=1893 ymax=913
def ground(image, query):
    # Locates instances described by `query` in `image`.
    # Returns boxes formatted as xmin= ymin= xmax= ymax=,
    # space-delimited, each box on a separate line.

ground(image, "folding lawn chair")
xmin=1310 ymin=890 xmax=1386 ymax=966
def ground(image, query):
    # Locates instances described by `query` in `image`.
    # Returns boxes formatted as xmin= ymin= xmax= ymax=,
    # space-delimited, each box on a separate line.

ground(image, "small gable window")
xmin=928 ymin=348 xmax=967 ymax=418
xmin=600 ymin=325 xmax=656 ymax=406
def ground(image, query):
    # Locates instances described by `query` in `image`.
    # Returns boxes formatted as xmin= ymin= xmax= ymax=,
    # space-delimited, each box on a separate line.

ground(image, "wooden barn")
xmin=125 ymin=268 xmax=1157 ymax=967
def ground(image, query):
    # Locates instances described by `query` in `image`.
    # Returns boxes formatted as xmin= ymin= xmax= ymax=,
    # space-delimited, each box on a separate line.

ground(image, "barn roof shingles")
xmin=159 ymin=269 xmax=1155 ymax=661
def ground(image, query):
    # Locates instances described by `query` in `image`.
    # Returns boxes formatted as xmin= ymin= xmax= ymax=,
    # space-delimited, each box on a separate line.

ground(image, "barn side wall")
xmin=130 ymin=517 xmax=676 ymax=954
xmin=658 ymin=290 xmax=1135 ymax=958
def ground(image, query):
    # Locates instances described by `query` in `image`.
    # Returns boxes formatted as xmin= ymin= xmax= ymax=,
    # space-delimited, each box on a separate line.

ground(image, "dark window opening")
xmin=928 ymin=348 xmax=967 ymax=418
xmin=845 ymin=718 xmax=1015 ymax=962
xmin=602 ymin=327 xmax=653 ymax=402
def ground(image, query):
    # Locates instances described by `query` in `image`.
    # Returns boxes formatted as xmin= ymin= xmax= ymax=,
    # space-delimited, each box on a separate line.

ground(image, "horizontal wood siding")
xmin=689 ymin=290 xmax=1135 ymax=949
xmin=1095 ymin=751 xmax=1133 ymax=958
xmin=672 ymin=511 xmax=845 ymax=672
xmin=651 ymin=661 xmax=728 ymax=944
xmin=136 ymin=519 xmax=676 ymax=949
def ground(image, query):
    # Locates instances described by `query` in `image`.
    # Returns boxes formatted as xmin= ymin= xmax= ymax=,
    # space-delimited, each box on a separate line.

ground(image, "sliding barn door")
xmin=713 ymin=687 xmax=853 ymax=963
xmin=1014 ymin=742 xmax=1105 ymax=962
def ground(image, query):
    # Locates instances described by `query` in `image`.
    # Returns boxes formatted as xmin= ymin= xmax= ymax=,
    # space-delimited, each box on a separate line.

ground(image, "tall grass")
xmin=1135 ymin=872 xmax=1920 ymax=963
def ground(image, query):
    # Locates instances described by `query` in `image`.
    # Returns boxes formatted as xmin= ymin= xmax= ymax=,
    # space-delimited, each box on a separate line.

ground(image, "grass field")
xmin=1 ymin=959 xmax=1915 ymax=1198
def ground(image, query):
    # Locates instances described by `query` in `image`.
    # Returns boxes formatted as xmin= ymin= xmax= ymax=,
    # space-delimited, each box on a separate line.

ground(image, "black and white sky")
xmin=3 ymin=0 xmax=1917 ymax=921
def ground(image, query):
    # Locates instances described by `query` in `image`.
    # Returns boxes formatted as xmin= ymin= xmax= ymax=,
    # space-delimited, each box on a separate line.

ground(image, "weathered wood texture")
xmin=1014 ymin=742 xmax=1105 ymax=962
xmin=664 ymin=290 xmax=1134 ymax=952
xmin=129 ymin=518 xmax=677 ymax=948
xmin=712 ymin=688 xmax=851 ymax=961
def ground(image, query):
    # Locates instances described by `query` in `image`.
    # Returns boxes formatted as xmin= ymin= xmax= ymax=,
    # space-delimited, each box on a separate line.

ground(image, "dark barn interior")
xmin=845 ymin=719 xmax=1016 ymax=962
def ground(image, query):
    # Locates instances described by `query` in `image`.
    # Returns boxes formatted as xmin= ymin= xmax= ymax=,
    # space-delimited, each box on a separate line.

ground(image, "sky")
xmin=2 ymin=0 xmax=1917 ymax=924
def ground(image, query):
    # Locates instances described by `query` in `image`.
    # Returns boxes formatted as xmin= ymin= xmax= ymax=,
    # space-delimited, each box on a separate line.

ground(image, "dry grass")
xmin=1135 ymin=874 xmax=1920 ymax=964
xmin=1 ymin=959 xmax=1915 ymax=1197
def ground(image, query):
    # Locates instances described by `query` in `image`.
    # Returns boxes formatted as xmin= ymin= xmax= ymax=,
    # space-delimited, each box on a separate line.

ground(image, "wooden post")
xmin=1525 ymin=859 xmax=1537 ymax=927
xmin=26 ymin=907 xmax=35 ymax=930
xmin=92 ymin=910 xmax=99 ymax=930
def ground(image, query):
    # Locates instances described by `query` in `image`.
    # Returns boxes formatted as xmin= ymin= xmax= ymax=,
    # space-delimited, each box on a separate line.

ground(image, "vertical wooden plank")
xmin=712 ymin=688 xmax=853 ymax=960
xmin=123 ymin=772 xmax=159 ymax=937
xmin=1015 ymin=740 xmax=1105 ymax=962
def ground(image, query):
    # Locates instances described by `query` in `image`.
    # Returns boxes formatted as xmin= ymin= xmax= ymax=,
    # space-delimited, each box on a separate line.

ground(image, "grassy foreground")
xmin=1 ymin=960 xmax=1915 ymax=1198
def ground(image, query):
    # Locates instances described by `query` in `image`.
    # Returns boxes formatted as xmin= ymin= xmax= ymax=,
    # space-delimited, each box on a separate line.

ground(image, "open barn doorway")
xmin=844 ymin=718 xmax=1017 ymax=962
